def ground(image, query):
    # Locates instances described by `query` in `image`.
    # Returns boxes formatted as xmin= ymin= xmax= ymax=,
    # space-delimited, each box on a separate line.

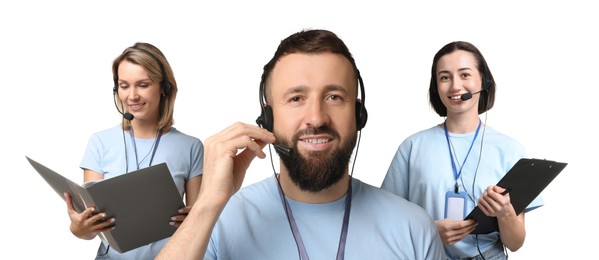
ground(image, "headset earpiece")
xmin=355 ymin=71 xmax=367 ymax=131
xmin=162 ymin=81 xmax=171 ymax=96
xmin=482 ymin=74 xmax=491 ymax=91
xmin=355 ymin=100 xmax=367 ymax=131
xmin=256 ymin=105 xmax=274 ymax=132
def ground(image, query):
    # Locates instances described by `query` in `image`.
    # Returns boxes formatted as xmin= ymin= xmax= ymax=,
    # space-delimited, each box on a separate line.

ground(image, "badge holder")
xmin=444 ymin=190 xmax=468 ymax=220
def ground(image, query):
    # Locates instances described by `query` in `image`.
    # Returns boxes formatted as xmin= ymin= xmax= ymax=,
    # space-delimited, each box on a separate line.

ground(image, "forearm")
xmin=156 ymin=192 xmax=228 ymax=260
xmin=497 ymin=213 xmax=525 ymax=251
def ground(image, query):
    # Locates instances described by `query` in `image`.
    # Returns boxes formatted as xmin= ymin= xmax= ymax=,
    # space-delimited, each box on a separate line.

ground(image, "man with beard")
xmin=157 ymin=29 xmax=445 ymax=260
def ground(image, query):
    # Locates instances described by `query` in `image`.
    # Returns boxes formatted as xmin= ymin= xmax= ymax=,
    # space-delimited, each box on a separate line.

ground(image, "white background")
xmin=1 ymin=1 xmax=596 ymax=259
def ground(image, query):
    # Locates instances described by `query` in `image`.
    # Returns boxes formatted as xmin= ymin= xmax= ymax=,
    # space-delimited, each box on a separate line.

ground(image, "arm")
xmin=477 ymin=186 xmax=525 ymax=251
xmin=156 ymin=122 xmax=275 ymax=260
xmin=185 ymin=175 xmax=202 ymax=206
xmin=64 ymin=169 xmax=114 ymax=240
xmin=170 ymin=175 xmax=202 ymax=227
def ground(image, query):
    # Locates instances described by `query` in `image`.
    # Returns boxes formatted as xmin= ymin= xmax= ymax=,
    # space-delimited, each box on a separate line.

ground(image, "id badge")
xmin=444 ymin=191 xmax=468 ymax=220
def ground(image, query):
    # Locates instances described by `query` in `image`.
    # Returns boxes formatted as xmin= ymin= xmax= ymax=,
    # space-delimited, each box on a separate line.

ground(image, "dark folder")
xmin=465 ymin=158 xmax=567 ymax=234
xmin=26 ymin=156 xmax=185 ymax=253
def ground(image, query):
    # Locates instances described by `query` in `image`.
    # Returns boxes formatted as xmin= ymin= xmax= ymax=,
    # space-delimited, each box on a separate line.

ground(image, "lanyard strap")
xmin=129 ymin=127 xmax=163 ymax=170
xmin=275 ymin=175 xmax=352 ymax=260
xmin=336 ymin=180 xmax=352 ymax=260
xmin=444 ymin=119 xmax=481 ymax=192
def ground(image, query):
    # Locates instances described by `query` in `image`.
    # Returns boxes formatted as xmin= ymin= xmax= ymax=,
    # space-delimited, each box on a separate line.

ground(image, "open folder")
xmin=26 ymin=156 xmax=185 ymax=253
xmin=465 ymin=158 xmax=567 ymax=234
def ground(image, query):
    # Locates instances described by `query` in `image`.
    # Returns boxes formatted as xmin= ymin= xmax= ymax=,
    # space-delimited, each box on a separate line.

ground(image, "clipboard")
xmin=465 ymin=158 xmax=567 ymax=234
xmin=26 ymin=156 xmax=185 ymax=253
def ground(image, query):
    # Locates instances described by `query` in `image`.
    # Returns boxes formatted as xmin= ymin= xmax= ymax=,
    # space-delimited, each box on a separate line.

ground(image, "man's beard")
xmin=275 ymin=125 xmax=357 ymax=192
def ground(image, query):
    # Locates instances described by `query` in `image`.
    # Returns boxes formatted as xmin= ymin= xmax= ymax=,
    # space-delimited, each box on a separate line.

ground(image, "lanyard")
xmin=275 ymin=175 xmax=352 ymax=260
xmin=129 ymin=127 xmax=163 ymax=170
xmin=444 ymin=119 xmax=481 ymax=193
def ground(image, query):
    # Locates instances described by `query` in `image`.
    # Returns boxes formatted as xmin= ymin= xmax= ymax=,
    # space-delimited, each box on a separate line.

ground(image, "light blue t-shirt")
xmin=207 ymin=176 xmax=446 ymax=260
xmin=80 ymin=125 xmax=204 ymax=259
xmin=381 ymin=125 xmax=543 ymax=259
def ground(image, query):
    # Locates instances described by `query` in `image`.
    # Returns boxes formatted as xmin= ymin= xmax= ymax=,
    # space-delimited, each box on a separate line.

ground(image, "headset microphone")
xmin=273 ymin=144 xmax=292 ymax=157
xmin=116 ymin=104 xmax=134 ymax=120
xmin=113 ymin=86 xmax=134 ymax=121
xmin=122 ymin=112 xmax=134 ymax=121
xmin=460 ymin=90 xmax=483 ymax=101
xmin=256 ymin=115 xmax=292 ymax=157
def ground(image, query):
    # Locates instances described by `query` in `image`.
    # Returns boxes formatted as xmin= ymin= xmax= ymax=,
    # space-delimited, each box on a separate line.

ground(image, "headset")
xmin=112 ymin=46 xmax=172 ymax=97
xmin=256 ymin=64 xmax=368 ymax=133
